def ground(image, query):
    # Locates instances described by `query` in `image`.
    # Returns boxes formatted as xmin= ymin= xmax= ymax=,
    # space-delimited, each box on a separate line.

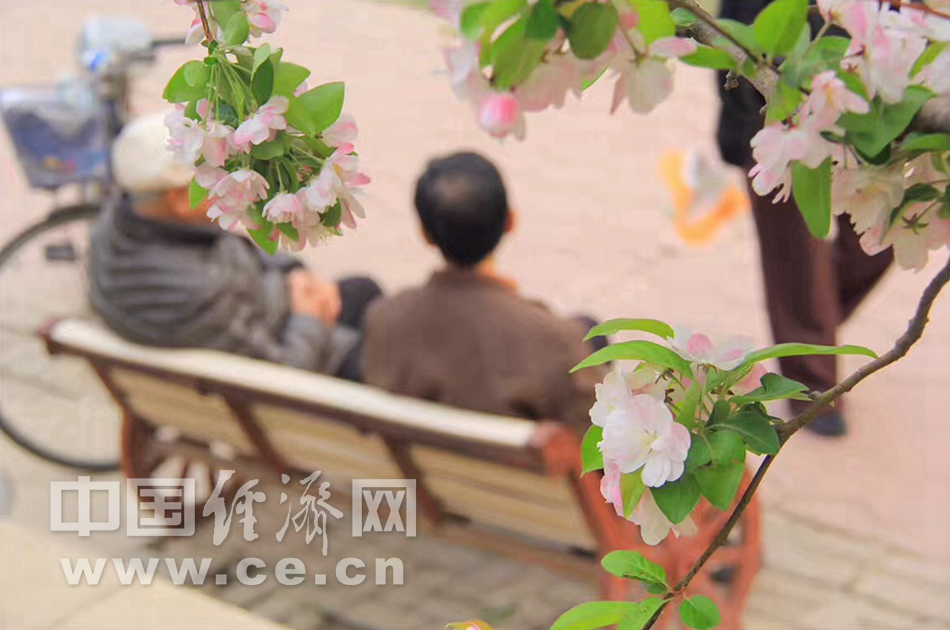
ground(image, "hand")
xmin=288 ymin=270 xmax=341 ymax=325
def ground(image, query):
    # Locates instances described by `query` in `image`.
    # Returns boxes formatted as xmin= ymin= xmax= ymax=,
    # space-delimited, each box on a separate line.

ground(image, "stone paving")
xmin=2 ymin=0 xmax=950 ymax=629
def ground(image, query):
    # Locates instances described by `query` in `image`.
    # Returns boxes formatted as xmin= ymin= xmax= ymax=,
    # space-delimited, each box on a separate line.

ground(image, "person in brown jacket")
xmin=363 ymin=152 xmax=605 ymax=433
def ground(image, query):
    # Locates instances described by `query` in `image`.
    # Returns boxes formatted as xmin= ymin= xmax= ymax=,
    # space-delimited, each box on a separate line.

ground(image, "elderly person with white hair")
xmin=89 ymin=113 xmax=381 ymax=380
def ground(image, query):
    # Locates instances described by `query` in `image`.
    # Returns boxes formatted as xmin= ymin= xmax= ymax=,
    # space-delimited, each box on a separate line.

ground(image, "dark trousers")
xmin=335 ymin=276 xmax=383 ymax=382
xmin=747 ymin=180 xmax=893 ymax=399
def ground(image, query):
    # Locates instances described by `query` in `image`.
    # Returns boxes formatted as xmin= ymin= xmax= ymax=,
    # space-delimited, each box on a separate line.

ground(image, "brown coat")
xmin=363 ymin=270 xmax=604 ymax=433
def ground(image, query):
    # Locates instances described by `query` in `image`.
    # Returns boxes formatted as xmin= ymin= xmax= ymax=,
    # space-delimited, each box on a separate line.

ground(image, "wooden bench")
xmin=42 ymin=317 xmax=761 ymax=627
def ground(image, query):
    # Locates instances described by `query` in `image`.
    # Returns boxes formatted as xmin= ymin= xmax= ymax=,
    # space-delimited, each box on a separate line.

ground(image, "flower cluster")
xmin=165 ymin=0 xmax=369 ymax=252
xmin=578 ymin=319 xmax=873 ymax=546
xmin=177 ymin=0 xmax=287 ymax=45
xmin=437 ymin=1 xmax=696 ymax=140
xmin=749 ymin=0 xmax=950 ymax=271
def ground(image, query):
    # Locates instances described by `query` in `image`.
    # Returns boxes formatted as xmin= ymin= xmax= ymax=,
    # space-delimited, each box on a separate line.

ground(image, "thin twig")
xmin=641 ymin=255 xmax=950 ymax=629
xmin=884 ymin=0 xmax=950 ymax=21
xmin=779 ymin=256 xmax=950 ymax=440
xmin=196 ymin=0 xmax=216 ymax=44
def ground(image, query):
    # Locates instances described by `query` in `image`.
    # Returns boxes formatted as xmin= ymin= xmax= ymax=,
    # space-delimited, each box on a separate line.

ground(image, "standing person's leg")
xmin=834 ymin=214 xmax=894 ymax=322
xmin=747 ymin=182 xmax=846 ymax=436
xmin=748 ymin=185 xmax=841 ymax=392
xmin=336 ymin=276 xmax=383 ymax=331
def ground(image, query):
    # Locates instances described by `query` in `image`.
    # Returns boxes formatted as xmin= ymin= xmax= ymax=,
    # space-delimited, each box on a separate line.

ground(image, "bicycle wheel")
xmin=0 ymin=203 xmax=121 ymax=471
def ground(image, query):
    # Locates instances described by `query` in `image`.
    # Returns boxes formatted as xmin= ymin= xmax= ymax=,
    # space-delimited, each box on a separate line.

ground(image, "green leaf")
xmin=550 ymin=601 xmax=640 ymax=630
xmin=297 ymin=82 xmax=346 ymax=134
xmin=567 ymin=2 xmax=619 ymax=60
xmin=584 ymin=318 xmax=674 ymax=341
xmin=184 ymin=61 xmax=211 ymax=89
xmin=765 ymin=77 xmax=804 ymax=124
xmin=900 ymin=132 xmax=950 ymax=154
xmin=903 ymin=183 xmax=942 ymax=204
xmin=526 ymin=0 xmax=559 ymax=40
xmin=707 ymin=400 xmax=731 ymax=428
xmin=679 ymin=596 xmax=721 ymax=630
xmin=461 ymin=1 xmax=492 ymax=39
xmin=601 ymin=551 xmax=668 ymax=587
xmin=248 ymin=225 xmax=279 ymax=255
xmin=223 ymin=11 xmax=250 ymax=46
xmin=670 ymin=7 xmax=697 ymax=28
xmin=252 ymin=58 xmax=275 ymax=105
xmin=912 ymin=40 xmax=947 ymax=76
xmin=188 ymin=178 xmax=209 ymax=210
xmin=675 ymin=380 xmax=702 ymax=430
xmin=617 ymin=598 xmax=665 ymax=630
xmin=621 ymin=472 xmax=646 ymax=518
xmin=285 ymin=95 xmax=317 ymax=136
xmin=253 ymin=44 xmax=272 ymax=73
xmin=753 ymin=0 xmax=808 ymax=58
xmin=273 ymin=62 xmax=312 ymax=98
xmin=719 ymin=407 xmax=780 ymax=455
xmin=731 ymin=373 xmax=810 ymax=405
xmin=715 ymin=19 xmax=763 ymax=58
xmin=491 ymin=18 xmax=546 ymax=89
xmin=164 ymin=61 xmax=209 ymax=103
xmin=582 ymin=426 xmax=604 ymax=474
xmin=841 ymin=86 xmax=934 ymax=156
xmin=685 ymin=438 xmax=711 ymax=472
xmin=322 ymin=201 xmax=343 ymax=228
xmin=251 ymin=136 xmax=286 ymax=160
xmin=210 ymin=0 xmax=243 ymax=27
xmin=792 ymin=159 xmax=833 ymax=238
xmin=480 ymin=0 xmax=528 ymax=47
xmin=275 ymin=222 xmax=299 ymax=242
xmin=571 ymin=341 xmax=692 ymax=376
xmin=680 ymin=46 xmax=736 ymax=71
xmin=694 ymin=460 xmax=745 ymax=510
xmin=739 ymin=342 xmax=877 ymax=371
xmin=628 ymin=0 xmax=675 ymax=44
xmin=651 ymin=474 xmax=700 ymax=524
xmin=707 ymin=430 xmax=746 ymax=466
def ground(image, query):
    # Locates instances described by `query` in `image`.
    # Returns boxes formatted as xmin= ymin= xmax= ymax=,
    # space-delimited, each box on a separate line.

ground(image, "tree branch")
xmin=779 ymin=255 xmax=950 ymax=440
xmin=641 ymin=255 xmax=950 ymax=630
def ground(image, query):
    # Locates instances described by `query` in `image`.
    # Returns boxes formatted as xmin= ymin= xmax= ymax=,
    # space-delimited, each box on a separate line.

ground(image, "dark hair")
xmin=414 ymin=152 xmax=509 ymax=267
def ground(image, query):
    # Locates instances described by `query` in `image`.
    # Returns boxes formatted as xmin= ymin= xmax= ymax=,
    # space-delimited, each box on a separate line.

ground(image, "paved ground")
xmin=1 ymin=0 xmax=949 ymax=628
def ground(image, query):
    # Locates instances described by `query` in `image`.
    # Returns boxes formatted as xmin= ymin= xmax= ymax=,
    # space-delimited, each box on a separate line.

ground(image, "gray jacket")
xmin=89 ymin=196 xmax=359 ymax=375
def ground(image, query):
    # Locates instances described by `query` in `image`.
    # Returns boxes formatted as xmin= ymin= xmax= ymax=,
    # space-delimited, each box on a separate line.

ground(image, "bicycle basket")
xmin=0 ymin=81 xmax=110 ymax=191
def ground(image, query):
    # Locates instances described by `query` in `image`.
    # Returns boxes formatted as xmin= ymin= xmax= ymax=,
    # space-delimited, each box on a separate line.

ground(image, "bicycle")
xmin=0 ymin=17 xmax=183 ymax=471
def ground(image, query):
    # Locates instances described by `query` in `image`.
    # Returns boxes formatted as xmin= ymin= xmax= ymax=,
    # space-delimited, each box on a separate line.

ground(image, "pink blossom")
xmin=804 ymin=71 xmax=870 ymax=129
xmin=610 ymin=35 xmax=697 ymax=115
xmin=244 ymin=0 xmax=287 ymax=37
xmin=861 ymin=216 xmax=950 ymax=271
xmin=233 ymin=96 xmax=289 ymax=151
xmin=734 ymin=364 xmax=768 ymax=396
xmin=590 ymin=371 xmax=633 ymax=428
xmin=516 ymin=56 xmax=580 ymax=113
xmin=600 ymin=394 xmax=691 ymax=488
xmin=443 ymin=42 xmax=482 ymax=99
xmin=601 ymin=462 xmax=697 ymax=546
xmin=165 ymin=104 xmax=236 ymax=168
xmin=670 ymin=327 xmax=752 ymax=372
xmin=263 ymin=192 xmax=306 ymax=223
xmin=832 ymin=164 xmax=904 ymax=233
xmin=600 ymin=462 xmax=624 ymax=517
xmin=204 ymin=168 xmax=269 ymax=231
xmin=916 ymin=48 xmax=950 ymax=96
xmin=302 ymin=143 xmax=370 ymax=229
xmin=322 ymin=114 xmax=358 ymax=148
xmin=748 ymin=123 xmax=836 ymax=202
xmin=476 ymin=92 xmax=526 ymax=140
xmin=631 ymin=489 xmax=697 ymax=546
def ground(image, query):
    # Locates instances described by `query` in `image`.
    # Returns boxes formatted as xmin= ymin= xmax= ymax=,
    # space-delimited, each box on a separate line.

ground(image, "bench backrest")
xmin=44 ymin=318 xmax=601 ymax=550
